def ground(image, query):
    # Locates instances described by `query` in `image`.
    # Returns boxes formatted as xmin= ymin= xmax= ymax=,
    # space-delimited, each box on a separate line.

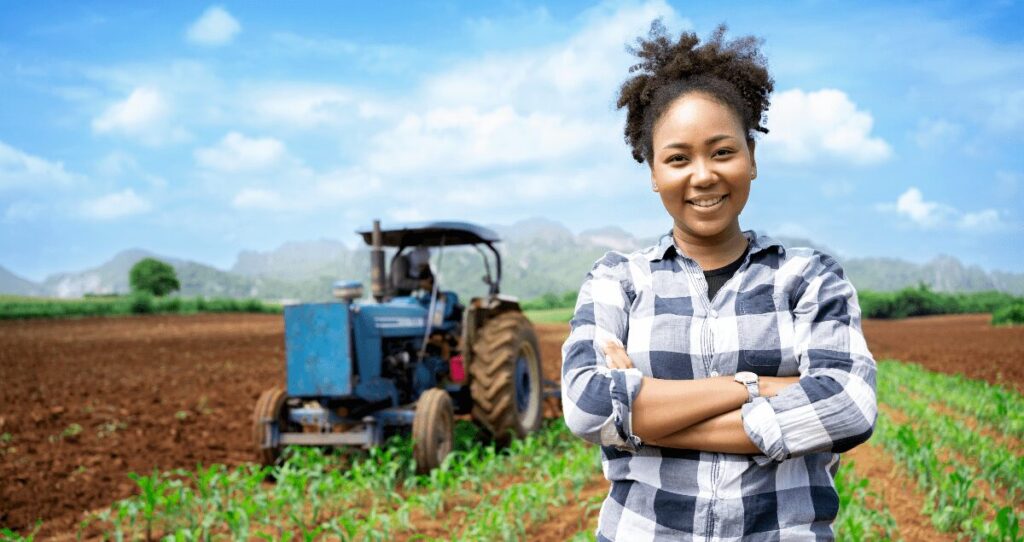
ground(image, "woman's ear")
xmin=650 ymin=170 xmax=659 ymax=192
xmin=748 ymin=139 xmax=757 ymax=180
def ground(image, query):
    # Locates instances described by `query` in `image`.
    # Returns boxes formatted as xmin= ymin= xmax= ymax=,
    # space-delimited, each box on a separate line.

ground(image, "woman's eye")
xmin=668 ymin=154 xmax=689 ymax=163
xmin=713 ymin=148 xmax=734 ymax=157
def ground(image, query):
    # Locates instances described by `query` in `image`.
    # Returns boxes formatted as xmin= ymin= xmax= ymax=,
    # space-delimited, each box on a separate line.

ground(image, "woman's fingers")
xmin=602 ymin=341 xmax=633 ymax=369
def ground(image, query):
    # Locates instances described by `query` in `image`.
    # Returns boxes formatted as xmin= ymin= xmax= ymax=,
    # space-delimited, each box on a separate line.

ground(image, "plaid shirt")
xmin=561 ymin=229 xmax=877 ymax=541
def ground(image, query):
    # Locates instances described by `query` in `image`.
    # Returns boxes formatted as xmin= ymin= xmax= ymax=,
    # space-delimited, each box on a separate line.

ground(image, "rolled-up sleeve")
xmin=561 ymin=253 xmax=645 ymax=452
xmin=742 ymin=252 xmax=878 ymax=463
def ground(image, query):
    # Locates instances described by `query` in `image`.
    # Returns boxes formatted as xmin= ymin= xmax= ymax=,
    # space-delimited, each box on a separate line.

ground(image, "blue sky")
xmin=2 ymin=1 xmax=1022 ymax=281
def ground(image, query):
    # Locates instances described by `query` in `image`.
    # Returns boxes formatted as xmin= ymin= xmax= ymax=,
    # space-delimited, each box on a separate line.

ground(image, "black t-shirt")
xmin=703 ymin=243 xmax=750 ymax=302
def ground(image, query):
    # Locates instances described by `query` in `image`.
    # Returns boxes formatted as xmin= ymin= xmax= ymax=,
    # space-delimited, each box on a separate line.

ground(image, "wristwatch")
xmin=734 ymin=371 xmax=760 ymax=403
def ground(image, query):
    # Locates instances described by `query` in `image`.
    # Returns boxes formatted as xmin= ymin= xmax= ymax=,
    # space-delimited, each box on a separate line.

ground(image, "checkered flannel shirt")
xmin=561 ymin=229 xmax=877 ymax=541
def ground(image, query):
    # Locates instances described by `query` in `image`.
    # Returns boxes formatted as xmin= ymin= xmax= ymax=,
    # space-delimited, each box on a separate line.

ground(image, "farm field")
xmin=1 ymin=313 xmax=1022 ymax=540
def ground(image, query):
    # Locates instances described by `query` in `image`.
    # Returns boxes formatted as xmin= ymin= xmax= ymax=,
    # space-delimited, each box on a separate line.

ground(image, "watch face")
xmin=735 ymin=371 xmax=758 ymax=384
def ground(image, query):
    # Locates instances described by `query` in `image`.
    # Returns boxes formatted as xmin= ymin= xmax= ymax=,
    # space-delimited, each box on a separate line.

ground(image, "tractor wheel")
xmin=253 ymin=387 xmax=292 ymax=467
xmin=469 ymin=311 xmax=543 ymax=445
xmin=413 ymin=388 xmax=454 ymax=474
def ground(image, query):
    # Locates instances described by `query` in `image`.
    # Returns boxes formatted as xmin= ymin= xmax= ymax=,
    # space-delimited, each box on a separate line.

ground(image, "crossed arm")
xmin=602 ymin=342 xmax=799 ymax=454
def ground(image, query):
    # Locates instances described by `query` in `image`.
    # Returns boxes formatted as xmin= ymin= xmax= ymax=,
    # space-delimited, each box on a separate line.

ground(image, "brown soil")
xmin=0 ymin=314 xmax=284 ymax=536
xmin=2 ymin=313 xmax=1021 ymax=538
xmin=862 ymin=313 xmax=1024 ymax=394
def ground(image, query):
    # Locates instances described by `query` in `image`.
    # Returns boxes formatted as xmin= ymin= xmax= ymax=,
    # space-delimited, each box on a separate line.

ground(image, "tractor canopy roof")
xmin=357 ymin=221 xmax=501 ymax=248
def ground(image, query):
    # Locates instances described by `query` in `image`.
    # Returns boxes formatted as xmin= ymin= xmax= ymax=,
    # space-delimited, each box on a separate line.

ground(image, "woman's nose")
xmin=691 ymin=159 xmax=715 ymax=186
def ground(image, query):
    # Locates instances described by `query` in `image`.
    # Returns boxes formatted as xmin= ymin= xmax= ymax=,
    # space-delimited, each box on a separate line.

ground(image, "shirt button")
xmin=710 ymin=310 xmax=719 ymax=318
xmin=710 ymin=371 xmax=719 ymax=377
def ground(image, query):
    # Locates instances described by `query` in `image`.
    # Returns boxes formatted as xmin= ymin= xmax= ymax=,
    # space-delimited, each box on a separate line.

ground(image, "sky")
xmin=1 ymin=0 xmax=1022 ymax=282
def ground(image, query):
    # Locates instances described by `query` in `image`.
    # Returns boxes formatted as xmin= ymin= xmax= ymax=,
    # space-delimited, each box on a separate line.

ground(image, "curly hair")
xmin=616 ymin=20 xmax=774 ymax=164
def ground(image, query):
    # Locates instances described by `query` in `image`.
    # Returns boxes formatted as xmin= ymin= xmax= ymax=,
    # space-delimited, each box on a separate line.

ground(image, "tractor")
xmin=253 ymin=220 xmax=559 ymax=472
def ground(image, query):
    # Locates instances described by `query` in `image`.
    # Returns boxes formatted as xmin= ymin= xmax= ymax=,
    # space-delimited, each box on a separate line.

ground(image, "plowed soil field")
xmin=1 ymin=313 xmax=1021 ymax=538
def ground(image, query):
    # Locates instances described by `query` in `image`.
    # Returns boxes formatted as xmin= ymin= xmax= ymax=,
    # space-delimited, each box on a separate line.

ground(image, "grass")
xmin=0 ymin=294 xmax=282 ymax=320
xmin=524 ymin=306 xmax=574 ymax=323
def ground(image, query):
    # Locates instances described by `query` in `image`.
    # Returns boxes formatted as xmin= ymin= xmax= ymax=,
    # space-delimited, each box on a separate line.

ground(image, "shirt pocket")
xmin=737 ymin=292 xmax=787 ymax=370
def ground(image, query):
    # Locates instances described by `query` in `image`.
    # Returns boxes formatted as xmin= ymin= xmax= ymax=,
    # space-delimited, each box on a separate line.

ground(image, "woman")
xmin=561 ymin=21 xmax=877 ymax=541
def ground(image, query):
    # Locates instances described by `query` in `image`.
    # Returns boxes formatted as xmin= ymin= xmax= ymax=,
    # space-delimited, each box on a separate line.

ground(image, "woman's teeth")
xmin=689 ymin=195 xmax=727 ymax=208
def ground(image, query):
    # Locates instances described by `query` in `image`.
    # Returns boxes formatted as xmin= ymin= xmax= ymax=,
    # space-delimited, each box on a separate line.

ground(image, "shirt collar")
xmin=645 ymin=229 xmax=785 ymax=262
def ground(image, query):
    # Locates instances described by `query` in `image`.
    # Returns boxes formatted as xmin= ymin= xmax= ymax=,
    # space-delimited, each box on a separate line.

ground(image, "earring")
xmin=751 ymin=168 xmax=757 ymax=179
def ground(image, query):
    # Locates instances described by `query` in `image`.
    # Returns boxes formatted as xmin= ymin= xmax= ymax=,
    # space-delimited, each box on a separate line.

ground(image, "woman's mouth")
xmin=687 ymin=195 xmax=728 ymax=209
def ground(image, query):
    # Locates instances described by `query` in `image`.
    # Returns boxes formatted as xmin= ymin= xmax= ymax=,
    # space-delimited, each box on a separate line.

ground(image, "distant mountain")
xmin=3 ymin=218 xmax=1023 ymax=299
xmin=42 ymin=248 xmax=161 ymax=298
xmin=0 ymin=265 xmax=42 ymax=296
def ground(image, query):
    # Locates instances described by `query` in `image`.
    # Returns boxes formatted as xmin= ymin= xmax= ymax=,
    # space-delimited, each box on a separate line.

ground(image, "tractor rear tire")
xmin=413 ymin=388 xmax=455 ymax=474
xmin=469 ymin=311 xmax=543 ymax=445
xmin=253 ymin=387 xmax=292 ymax=467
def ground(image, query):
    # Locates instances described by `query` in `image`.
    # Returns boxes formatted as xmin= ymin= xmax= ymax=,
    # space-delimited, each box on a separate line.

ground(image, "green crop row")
xmin=833 ymin=461 xmax=898 ymax=542
xmin=872 ymin=413 xmax=1021 ymax=541
xmin=72 ymin=420 xmax=602 ymax=541
xmin=879 ymin=360 xmax=1024 ymax=439
xmin=0 ymin=415 xmax=903 ymax=541
xmin=877 ymin=367 xmax=1023 ymax=502
xmin=0 ymin=294 xmax=281 ymax=320
xmin=873 ymin=361 xmax=1023 ymax=541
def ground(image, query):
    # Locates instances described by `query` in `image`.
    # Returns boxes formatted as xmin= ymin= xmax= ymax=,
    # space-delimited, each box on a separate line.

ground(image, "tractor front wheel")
xmin=413 ymin=388 xmax=455 ymax=473
xmin=469 ymin=311 xmax=543 ymax=445
xmin=253 ymin=387 xmax=292 ymax=467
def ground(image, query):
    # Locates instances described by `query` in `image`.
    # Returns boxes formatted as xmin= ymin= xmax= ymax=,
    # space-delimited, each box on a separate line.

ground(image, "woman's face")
xmin=650 ymin=92 xmax=755 ymax=245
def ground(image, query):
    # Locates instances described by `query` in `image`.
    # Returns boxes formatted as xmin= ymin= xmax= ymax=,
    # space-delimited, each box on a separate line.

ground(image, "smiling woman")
xmin=561 ymin=20 xmax=878 ymax=541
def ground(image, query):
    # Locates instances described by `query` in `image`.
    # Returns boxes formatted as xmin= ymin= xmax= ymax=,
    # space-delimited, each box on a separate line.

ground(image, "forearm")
xmin=648 ymin=408 xmax=760 ymax=454
xmin=631 ymin=376 xmax=748 ymax=443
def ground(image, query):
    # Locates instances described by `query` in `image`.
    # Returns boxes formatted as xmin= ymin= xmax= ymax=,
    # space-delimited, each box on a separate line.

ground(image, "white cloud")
xmin=92 ymin=87 xmax=167 ymax=134
xmin=423 ymin=2 xmax=683 ymax=113
xmin=957 ymin=209 xmax=1002 ymax=232
xmin=913 ymin=118 xmax=961 ymax=149
xmin=3 ymin=200 xmax=45 ymax=222
xmin=0 ymin=140 xmax=79 ymax=189
xmin=231 ymin=188 xmax=284 ymax=210
xmin=763 ymin=88 xmax=892 ymax=165
xmin=92 ymin=87 xmax=186 ymax=145
xmin=243 ymin=84 xmax=358 ymax=128
xmin=195 ymin=132 xmax=286 ymax=172
xmin=79 ymin=189 xmax=152 ymax=220
xmin=894 ymin=187 xmax=955 ymax=228
xmin=359 ymin=2 xmax=680 ymax=191
xmin=367 ymin=105 xmax=610 ymax=176
xmin=878 ymin=187 xmax=1007 ymax=232
xmin=186 ymin=6 xmax=240 ymax=46
xmin=231 ymin=167 xmax=382 ymax=211
xmin=95 ymin=150 xmax=167 ymax=188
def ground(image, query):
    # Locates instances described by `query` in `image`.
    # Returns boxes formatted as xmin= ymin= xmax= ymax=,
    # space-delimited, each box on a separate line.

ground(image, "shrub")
xmin=521 ymin=291 xmax=577 ymax=311
xmin=130 ymin=292 xmax=155 ymax=314
xmin=859 ymin=284 xmax=1023 ymax=320
xmin=992 ymin=303 xmax=1024 ymax=326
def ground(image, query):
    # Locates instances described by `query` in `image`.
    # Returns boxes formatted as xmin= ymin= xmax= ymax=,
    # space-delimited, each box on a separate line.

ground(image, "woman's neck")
xmin=672 ymin=224 xmax=749 ymax=271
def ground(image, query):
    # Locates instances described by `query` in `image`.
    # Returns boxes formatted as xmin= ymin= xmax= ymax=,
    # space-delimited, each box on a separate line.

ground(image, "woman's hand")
xmin=602 ymin=341 xmax=634 ymax=369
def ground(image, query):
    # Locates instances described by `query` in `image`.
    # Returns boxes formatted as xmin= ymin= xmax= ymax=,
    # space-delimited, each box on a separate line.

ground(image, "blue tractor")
xmin=253 ymin=220 xmax=558 ymax=472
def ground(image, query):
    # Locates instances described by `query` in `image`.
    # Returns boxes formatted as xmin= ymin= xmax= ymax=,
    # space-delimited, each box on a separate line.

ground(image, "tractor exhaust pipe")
xmin=370 ymin=219 xmax=387 ymax=302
